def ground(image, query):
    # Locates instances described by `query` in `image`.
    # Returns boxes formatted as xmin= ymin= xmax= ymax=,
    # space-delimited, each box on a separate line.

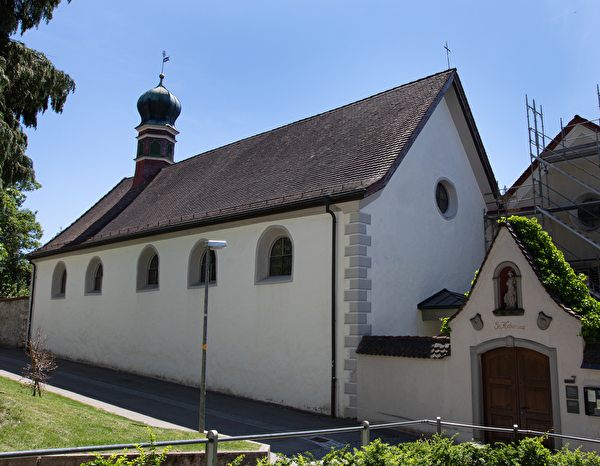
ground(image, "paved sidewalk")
xmin=0 ymin=346 xmax=416 ymax=458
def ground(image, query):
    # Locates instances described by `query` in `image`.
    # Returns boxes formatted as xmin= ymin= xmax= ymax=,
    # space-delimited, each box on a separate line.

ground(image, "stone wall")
xmin=0 ymin=297 xmax=29 ymax=348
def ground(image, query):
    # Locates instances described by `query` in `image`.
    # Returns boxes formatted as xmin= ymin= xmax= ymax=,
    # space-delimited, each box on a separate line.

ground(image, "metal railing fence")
xmin=1 ymin=417 xmax=600 ymax=466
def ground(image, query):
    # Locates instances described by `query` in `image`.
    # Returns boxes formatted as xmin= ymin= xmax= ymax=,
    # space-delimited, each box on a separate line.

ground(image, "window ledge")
xmin=493 ymin=308 xmax=524 ymax=316
xmin=257 ymin=275 xmax=292 ymax=285
xmin=137 ymin=284 xmax=159 ymax=292
xmin=84 ymin=291 xmax=102 ymax=296
xmin=51 ymin=294 xmax=65 ymax=300
xmin=188 ymin=281 xmax=217 ymax=289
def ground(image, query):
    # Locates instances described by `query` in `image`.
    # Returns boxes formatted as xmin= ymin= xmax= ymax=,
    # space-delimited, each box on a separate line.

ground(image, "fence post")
xmin=437 ymin=417 xmax=441 ymax=435
xmin=205 ymin=430 xmax=219 ymax=466
xmin=513 ymin=424 xmax=519 ymax=443
xmin=361 ymin=421 xmax=370 ymax=447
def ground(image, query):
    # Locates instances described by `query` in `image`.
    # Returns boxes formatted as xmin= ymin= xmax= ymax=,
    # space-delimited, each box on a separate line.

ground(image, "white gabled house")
xmin=502 ymin=116 xmax=600 ymax=296
xmin=27 ymin=69 xmax=498 ymax=419
xmin=357 ymin=222 xmax=600 ymax=447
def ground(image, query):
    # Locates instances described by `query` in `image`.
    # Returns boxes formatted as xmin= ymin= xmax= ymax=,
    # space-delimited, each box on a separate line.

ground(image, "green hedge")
xmin=261 ymin=436 xmax=600 ymax=466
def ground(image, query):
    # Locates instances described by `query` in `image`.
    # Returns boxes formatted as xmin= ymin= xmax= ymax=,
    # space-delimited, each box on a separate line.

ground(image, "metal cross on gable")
xmin=444 ymin=41 xmax=451 ymax=69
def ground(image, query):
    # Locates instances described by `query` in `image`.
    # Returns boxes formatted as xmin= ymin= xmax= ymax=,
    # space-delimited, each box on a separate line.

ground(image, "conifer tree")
xmin=0 ymin=1 xmax=73 ymax=294
xmin=0 ymin=0 xmax=75 ymax=187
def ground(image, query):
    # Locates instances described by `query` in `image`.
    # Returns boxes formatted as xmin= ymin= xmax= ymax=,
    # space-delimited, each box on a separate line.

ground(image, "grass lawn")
xmin=0 ymin=376 xmax=257 ymax=453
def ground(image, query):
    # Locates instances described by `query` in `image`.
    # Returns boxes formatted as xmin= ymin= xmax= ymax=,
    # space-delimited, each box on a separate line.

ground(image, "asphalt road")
xmin=0 ymin=346 xmax=416 ymax=458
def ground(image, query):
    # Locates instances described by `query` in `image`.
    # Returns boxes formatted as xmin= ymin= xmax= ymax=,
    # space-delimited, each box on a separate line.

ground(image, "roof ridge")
xmin=31 ymin=69 xmax=487 ymax=258
xmin=173 ymin=69 xmax=457 ymax=168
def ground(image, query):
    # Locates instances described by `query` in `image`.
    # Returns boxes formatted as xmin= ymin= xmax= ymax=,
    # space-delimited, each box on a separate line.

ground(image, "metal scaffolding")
xmin=487 ymin=96 xmax=600 ymax=297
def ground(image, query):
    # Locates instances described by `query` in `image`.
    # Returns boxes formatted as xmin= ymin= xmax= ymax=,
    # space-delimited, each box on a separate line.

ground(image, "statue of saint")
xmin=503 ymin=270 xmax=517 ymax=309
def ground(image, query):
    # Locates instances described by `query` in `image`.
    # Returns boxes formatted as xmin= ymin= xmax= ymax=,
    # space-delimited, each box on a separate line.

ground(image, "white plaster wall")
xmin=357 ymin=355 xmax=458 ymax=425
xmin=358 ymin=227 xmax=600 ymax=444
xmin=31 ymin=212 xmax=333 ymax=413
xmin=451 ymin=228 xmax=583 ymax=355
xmin=362 ymin=95 xmax=488 ymax=336
xmin=451 ymin=227 xmax=600 ymax=442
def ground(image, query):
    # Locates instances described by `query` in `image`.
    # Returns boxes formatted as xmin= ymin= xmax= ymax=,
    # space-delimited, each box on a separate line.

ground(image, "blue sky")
xmin=17 ymin=0 xmax=600 ymax=243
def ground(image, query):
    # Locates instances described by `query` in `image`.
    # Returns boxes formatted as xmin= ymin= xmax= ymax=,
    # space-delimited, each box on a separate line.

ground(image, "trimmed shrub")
xmin=261 ymin=435 xmax=600 ymax=466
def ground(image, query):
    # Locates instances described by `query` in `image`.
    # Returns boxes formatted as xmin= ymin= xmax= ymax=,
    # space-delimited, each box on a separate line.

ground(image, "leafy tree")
xmin=0 ymin=0 xmax=75 ymax=188
xmin=0 ymin=180 xmax=42 ymax=297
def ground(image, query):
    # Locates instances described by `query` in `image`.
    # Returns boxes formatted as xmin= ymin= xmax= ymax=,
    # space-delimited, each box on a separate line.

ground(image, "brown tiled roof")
xmin=31 ymin=69 xmax=496 ymax=258
xmin=356 ymin=335 xmax=451 ymax=359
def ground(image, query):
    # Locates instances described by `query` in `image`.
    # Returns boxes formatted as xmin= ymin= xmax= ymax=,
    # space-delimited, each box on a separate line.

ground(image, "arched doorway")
xmin=482 ymin=346 xmax=554 ymax=448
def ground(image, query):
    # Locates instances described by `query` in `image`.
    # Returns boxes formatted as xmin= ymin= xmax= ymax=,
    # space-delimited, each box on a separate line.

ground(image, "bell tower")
xmin=132 ymin=74 xmax=181 ymax=188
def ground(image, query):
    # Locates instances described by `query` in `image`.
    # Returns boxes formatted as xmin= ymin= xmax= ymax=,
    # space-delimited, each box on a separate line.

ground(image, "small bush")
xmin=82 ymin=428 xmax=171 ymax=466
xmin=260 ymin=435 xmax=600 ymax=466
xmin=22 ymin=328 xmax=56 ymax=397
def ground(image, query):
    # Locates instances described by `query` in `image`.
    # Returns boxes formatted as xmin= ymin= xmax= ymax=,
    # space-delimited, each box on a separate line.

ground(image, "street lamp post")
xmin=199 ymin=240 xmax=227 ymax=433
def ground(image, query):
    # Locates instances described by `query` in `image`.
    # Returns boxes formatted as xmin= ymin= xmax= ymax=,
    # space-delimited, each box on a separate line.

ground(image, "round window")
xmin=577 ymin=197 xmax=600 ymax=230
xmin=435 ymin=179 xmax=457 ymax=219
xmin=436 ymin=183 xmax=449 ymax=214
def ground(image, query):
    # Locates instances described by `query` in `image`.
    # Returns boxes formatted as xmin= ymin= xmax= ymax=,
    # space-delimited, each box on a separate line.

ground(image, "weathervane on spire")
xmin=161 ymin=50 xmax=170 ymax=75
xmin=444 ymin=42 xmax=451 ymax=69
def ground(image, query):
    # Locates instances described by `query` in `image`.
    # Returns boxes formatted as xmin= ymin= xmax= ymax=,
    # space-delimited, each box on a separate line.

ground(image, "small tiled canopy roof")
xmin=356 ymin=335 xmax=451 ymax=359
xmin=30 ymin=69 xmax=496 ymax=258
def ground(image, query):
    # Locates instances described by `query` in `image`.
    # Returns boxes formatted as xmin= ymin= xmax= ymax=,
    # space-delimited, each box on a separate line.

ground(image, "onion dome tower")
xmin=132 ymin=74 xmax=181 ymax=188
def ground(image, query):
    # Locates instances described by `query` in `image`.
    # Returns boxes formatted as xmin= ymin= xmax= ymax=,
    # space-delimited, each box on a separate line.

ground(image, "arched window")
xmin=493 ymin=262 xmax=523 ymax=316
xmin=166 ymin=143 xmax=174 ymax=161
xmin=51 ymin=262 xmax=67 ymax=298
xmin=136 ymin=140 xmax=144 ymax=157
xmin=188 ymin=240 xmax=218 ymax=287
xmin=255 ymin=226 xmax=293 ymax=283
xmin=150 ymin=139 xmax=161 ymax=157
xmin=60 ymin=270 xmax=67 ymax=294
xmin=85 ymin=257 xmax=104 ymax=295
xmin=200 ymin=250 xmax=216 ymax=283
xmin=269 ymin=237 xmax=292 ymax=276
xmin=137 ymin=246 xmax=159 ymax=291
xmin=94 ymin=264 xmax=103 ymax=291
xmin=148 ymin=254 xmax=159 ymax=285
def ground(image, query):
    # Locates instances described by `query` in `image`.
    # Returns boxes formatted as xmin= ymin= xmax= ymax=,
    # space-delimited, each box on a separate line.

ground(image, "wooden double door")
xmin=482 ymin=347 xmax=554 ymax=448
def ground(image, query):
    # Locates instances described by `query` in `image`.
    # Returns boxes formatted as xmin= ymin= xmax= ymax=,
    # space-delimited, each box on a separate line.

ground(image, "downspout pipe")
xmin=26 ymin=262 xmax=37 ymax=349
xmin=324 ymin=196 xmax=337 ymax=418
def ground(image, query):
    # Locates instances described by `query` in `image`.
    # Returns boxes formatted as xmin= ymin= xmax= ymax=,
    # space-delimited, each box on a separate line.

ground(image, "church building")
xmin=27 ymin=69 xmax=498 ymax=419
